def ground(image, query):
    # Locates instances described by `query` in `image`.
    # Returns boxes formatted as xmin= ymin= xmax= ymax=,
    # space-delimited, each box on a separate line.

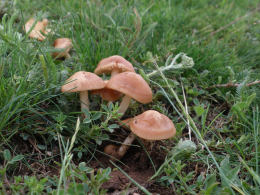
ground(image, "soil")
xmin=90 ymin=137 xmax=173 ymax=194
xmin=2 ymin=132 xmax=174 ymax=195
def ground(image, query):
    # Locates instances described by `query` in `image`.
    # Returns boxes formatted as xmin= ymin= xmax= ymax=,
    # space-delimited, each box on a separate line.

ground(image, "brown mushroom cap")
xmin=91 ymin=80 xmax=121 ymax=101
xmin=53 ymin=38 xmax=73 ymax=58
xmin=91 ymin=88 xmax=122 ymax=102
xmin=24 ymin=18 xmax=49 ymax=41
xmin=129 ymin=110 xmax=176 ymax=140
xmin=61 ymin=71 xmax=105 ymax=92
xmin=106 ymin=72 xmax=152 ymax=104
xmin=94 ymin=55 xmax=135 ymax=75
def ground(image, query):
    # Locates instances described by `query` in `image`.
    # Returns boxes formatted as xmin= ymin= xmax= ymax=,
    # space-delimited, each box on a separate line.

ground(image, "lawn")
xmin=0 ymin=0 xmax=260 ymax=194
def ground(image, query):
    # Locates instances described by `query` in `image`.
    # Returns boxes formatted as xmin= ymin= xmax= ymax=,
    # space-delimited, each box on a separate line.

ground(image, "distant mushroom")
xmin=24 ymin=18 xmax=50 ymax=41
xmin=61 ymin=71 xmax=105 ymax=117
xmin=94 ymin=55 xmax=135 ymax=77
xmin=106 ymin=72 xmax=152 ymax=116
xmin=52 ymin=38 xmax=73 ymax=59
xmin=105 ymin=110 xmax=176 ymax=159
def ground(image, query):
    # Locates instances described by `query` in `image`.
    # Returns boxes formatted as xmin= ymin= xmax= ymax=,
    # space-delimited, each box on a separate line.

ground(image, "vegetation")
xmin=0 ymin=0 xmax=259 ymax=194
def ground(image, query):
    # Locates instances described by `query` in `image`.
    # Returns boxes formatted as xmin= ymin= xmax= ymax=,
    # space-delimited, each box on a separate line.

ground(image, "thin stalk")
xmin=117 ymin=132 xmax=136 ymax=158
xmin=118 ymin=95 xmax=131 ymax=117
xmin=39 ymin=55 xmax=49 ymax=87
xmin=253 ymin=106 xmax=259 ymax=175
xmin=80 ymin=91 xmax=89 ymax=117
xmin=181 ymin=82 xmax=191 ymax=140
xmin=57 ymin=118 xmax=80 ymax=195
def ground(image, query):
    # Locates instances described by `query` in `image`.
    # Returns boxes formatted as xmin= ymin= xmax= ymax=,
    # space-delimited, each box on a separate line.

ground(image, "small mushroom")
xmin=24 ymin=18 xmax=50 ymax=41
xmin=104 ymin=144 xmax=120 ymax=159
xmin=106 ymin=72 xmax=152 ymax=116
xmin=105 ymin=110 xmax=176 ymax=159
xmin=94 ymin=55 xmax=135 ymax=77
xmin=61 ymin=71 xmax=105 ymax=117
xmin=52 ymin=38 xmax=73 ymax=59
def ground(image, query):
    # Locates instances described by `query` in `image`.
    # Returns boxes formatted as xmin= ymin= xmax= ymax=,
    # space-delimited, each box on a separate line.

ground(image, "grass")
xmin=0 ymin=0 xmax=260 ymax=194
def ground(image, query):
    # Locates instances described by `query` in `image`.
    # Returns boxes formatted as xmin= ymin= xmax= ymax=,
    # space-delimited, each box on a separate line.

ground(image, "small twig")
xmin=181 ymin=81 xmax=191 ymax=140
xmin=208 ymin=80 xmax=260 ymax=89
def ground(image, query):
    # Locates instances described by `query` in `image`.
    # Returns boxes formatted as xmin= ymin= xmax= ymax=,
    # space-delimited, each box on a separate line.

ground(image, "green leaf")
xmin=108 ymin=124 xmax=119 ymax=129
xmin=83 ymin=118 xmax=92 ymax=124
xmin=77 ymin=151 xmax=82 ymax=159
xmin=92 ymin=112 xmax=102 ymax=120
xmin=82 ymin=108 xmax=90 ymax=118
xmin=202 ymin=182 xmax=220 ymax=195
xmin=245 ymin=93 xmax=256 ymax=107
xmin=3 ymin=149 xmax=11 ymax=161
xmin=193 ymin=105 xmax=205 ymax=117
xmin=11 ymin=155 xmax=24 ymax=163
xmin=37 ymin=144 xmax=46 ymax=150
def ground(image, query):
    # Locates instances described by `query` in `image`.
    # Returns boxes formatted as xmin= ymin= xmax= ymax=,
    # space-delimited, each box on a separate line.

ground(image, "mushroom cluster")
xmin=24 ymin=18 xmax=72 ymax=58
xmin=61 ymin=55 xmax=176 ymax=159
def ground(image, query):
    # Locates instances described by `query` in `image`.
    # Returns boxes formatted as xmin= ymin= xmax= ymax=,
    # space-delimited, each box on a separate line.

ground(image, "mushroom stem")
xmin=111 ymin=69 xmax=120 ymax=77
xmin=79 ymin=91 xmax=89 ymax=116
xmin=117 ymin=132 xmax=136 ymax=159
xmin=118 ymin=95 xmax=132 ymax=117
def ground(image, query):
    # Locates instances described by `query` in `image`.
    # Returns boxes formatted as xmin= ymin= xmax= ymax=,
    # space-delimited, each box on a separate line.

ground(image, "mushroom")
xmin=104 ymin=144 xmax=121 ymax=159
xmin=52 ymin=38 xmax=73 ymax=59
xmin=105 ymin=110 xmax=176 ymax=159
xmin=24 ymin=18 xmax=50 ymax=41
xmin=94 ymin=55 xmax=135 ymax=77
xmin=91 ymin=81 xmax=122 ymax=102
xmin=106 ymin=72 xmax=152 ymax=116
xmin=61 ymin=71 xmax=105 ymax=116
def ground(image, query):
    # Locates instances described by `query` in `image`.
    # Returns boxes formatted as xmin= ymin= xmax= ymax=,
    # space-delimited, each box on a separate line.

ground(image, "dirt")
xmin=88 ymin=136 xmax=173 ymax=194
xmin=2 ymin=129 xmax=174 ymax=194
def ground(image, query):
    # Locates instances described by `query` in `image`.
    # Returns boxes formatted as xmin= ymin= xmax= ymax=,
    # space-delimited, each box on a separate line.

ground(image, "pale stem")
xmin=80 ymin=91 xmax=89 ymax=117
xmin=117 ymin=132 xmax=136 ymax=159
xmin=118 ymin=95 xmax=132 ymax=117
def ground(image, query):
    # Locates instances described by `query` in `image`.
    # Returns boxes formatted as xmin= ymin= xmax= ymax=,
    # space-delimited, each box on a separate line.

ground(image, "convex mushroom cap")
xmin=94 ymin=55 xmax=135 ymax=76
xmin=106 ymin=72 xmax=152 ymax=104
xmin=129 ymin=110 xmax=176 ymax=140
xmin=61 ymin=71 xmax=105 ymax=93
xmin=53 ymin=38 xmax=73 ymax=59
